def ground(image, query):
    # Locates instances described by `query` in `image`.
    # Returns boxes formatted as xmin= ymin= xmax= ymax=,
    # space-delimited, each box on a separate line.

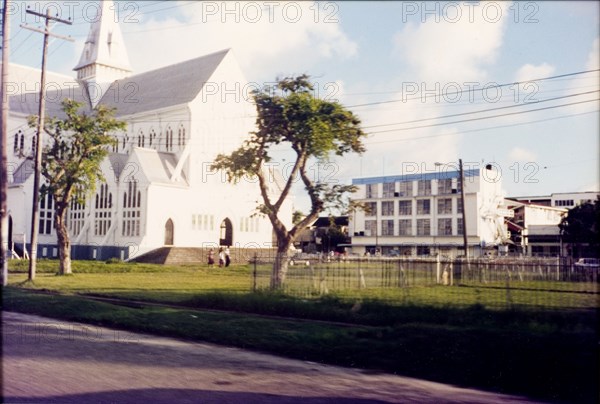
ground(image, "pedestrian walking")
xmin=225 ymin=246 xmax=231 ymax=267
xmin=218 ymin=247 xmax=225 ymax=267
xmin=207 ymin=248 xmax=215 ymax=267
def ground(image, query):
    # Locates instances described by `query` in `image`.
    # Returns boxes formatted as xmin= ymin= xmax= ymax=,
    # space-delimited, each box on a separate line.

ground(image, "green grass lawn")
xmin=4 ymin=259 xmax=599 ymax=403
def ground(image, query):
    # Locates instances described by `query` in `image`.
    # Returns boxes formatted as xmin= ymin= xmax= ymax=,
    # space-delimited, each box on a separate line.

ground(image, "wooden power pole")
xmin=1 ymin=0 xmax=12 ymax=287
xmin=21 ymin=9 xmax=72 ymax=281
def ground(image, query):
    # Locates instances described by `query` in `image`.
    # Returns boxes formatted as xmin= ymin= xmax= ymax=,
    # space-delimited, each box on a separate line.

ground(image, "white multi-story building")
xmin=5 ymin=0 xmax=291 ymax=261
xmin=349 ymin=166 xmax=510 ymax=258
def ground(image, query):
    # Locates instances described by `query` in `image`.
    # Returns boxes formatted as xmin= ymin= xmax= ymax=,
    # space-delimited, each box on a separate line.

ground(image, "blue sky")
xmin=7 ymin=1 xmax=599 ymax=205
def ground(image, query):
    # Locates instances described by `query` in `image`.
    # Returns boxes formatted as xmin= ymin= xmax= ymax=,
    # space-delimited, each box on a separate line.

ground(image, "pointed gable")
xmin=98 ymin=49 xmax=231 ymax=117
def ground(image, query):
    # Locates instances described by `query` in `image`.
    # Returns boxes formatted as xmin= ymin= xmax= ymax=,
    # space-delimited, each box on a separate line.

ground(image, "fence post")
xmin=436 ymin=253 xmax=441 ymax=284
xmin=252 ymin=253 xmax=257 ymax=292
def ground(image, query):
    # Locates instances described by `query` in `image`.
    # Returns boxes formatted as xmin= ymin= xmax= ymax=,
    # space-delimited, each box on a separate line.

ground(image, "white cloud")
xmin=121 ymin=2 xmax=358 ymax=82
xmin=585 ymin=37 xmax=599 ymax=71
xmin=508 ymin=147 xmax=537 ymax=162
xmin=514 ymin=63 xmax=555 ymax=83
xmin=392 ymin=2 xmax=510 ymax=84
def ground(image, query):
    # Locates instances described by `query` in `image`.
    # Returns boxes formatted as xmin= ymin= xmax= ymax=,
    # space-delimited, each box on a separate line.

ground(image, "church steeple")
xmin=73 ymin=0 xmax=132 ymax=106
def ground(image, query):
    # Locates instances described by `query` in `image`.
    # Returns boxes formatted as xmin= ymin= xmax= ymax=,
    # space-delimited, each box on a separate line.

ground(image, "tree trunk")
xmin=54 ymin=205 xmax=71 ymax=275
xmin=270 ymin=246 xmax=290 ymax=290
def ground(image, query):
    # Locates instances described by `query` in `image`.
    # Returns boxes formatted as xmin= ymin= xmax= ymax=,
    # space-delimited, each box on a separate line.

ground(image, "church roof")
xmin=132 ymin=148 xmax=188 ymax=186
xmin=101 ymin=49 xmax=231 ymax=116
xmin=9 ymin=49 xmax=231 ymax=118
xmin=107 ymin=153 xmax=129 ymax=179
xmin=10 ymin=159 xmax=35 ymax=185
xmin=9 ymin=79 xmax=92 ymax=119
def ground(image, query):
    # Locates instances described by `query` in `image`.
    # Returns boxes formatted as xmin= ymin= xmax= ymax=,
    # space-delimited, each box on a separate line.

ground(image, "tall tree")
xmin=559 ymin=198 xmax=600 ymax=258
xmin=212 ymin=75 xmax=366 ymax=288
xmin=28 ymin=99 xmax=125 ymax=275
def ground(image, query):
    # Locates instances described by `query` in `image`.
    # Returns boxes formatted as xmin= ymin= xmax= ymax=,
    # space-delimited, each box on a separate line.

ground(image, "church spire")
xmin=73 ymin=0 xmax=132 ymax=106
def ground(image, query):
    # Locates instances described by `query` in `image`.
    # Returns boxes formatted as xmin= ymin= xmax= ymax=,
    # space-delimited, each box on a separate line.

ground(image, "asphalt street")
xmin=2 ymin=311 xmax=542 ymax=403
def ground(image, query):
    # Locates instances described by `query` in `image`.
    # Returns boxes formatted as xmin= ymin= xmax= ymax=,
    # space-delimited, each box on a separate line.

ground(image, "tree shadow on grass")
xmin=3 ymin=388 xmax=393 ymax=404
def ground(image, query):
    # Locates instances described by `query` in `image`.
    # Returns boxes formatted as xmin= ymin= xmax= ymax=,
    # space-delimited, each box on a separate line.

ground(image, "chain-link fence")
xmin=250 ymin=256 xmax=599 ymax=310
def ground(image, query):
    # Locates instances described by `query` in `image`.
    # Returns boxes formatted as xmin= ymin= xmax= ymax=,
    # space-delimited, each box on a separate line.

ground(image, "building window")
xmin=31 ymin=134 xmax=37 ymax=154
xmin=398 ymin=219 xmax=412 ymax=236
xmin=365 ymin=201 xmax=377 ymax=217
xmin=438 ymin=218 xmax=452 ymax=236
xmin=178 ymin=125 xmax=186 ymax=147
xmin=416 ymin=219 xmax=430 ymax=236
xmin=417 ymin=199 xmax=430 ymax=215
xmin=165 ymin=126 xmax=174 ymax=152
xmin=417 ymin=180 xmax=431 ymax=196
xmin=365 ymin=220 xmax=377 ymax=237
xmin=381 ymin=219 xmax=394 ymax=236
xmin=39 ymin=194 xmax=53 ymax=235
xmin=94 ymin=183 xmax=112 ymax=236
xmin=398 ymin=200 xmax=412 ymax=215
xmin=554 ymin=199 xmax=574 ymax=207
xmin=381 ymin=201 xmax=394 ymax=216
xmin=13 ymin=130 xmax=25 ymax=155
xmin=437 ymin=178 xmax=452 ymax=195
xmin=437 ymin=198 xmax=452 ymax=215
xmin=456 ymin=197 xmax=463 ymax=214
xmin=417 ymin=245 xmax=430 ymax=256
xmin=366 ymin=184 xmax=378 ymax=199
xmin=457 ymin=218 xmax=464 ymax=235
xmin=149 ymin=128 xmax=157 ymax=147
xmin=382 ymin=182 xmax=395 ymax=198
xmin=398 ymin=181 xmax=412 ymax=197
xmin=68 ymin=196 xmax=85 ymax=237
xmin=122 ymin=179 xmax=141 ymax=237
xmin=137 ymin=130 xmax=145 ymax=148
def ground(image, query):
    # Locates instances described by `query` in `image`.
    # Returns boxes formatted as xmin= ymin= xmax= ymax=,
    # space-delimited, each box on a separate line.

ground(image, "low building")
xmin=348 ymin=166 xmax=511 ymax=258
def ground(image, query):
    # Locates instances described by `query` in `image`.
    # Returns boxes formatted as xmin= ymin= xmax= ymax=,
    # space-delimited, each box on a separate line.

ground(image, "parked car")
xmin=574 ymin=258 xmax=599 ymax=281
xmin=574 ymin=258 xmax=600 ymax=269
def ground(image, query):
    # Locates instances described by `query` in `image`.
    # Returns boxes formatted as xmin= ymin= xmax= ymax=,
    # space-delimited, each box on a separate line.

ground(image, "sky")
xmin=5 ymin=0 xmax=600 ymax=212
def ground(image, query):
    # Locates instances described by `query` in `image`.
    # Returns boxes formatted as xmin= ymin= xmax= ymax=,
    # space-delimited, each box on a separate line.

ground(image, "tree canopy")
xmin=29 ymin=99 xmax=126 ymax=274
xmin=559 ymin=198 xmax=600 ymax=256
xmin=212 ymin=75 xmax=366 ymax=287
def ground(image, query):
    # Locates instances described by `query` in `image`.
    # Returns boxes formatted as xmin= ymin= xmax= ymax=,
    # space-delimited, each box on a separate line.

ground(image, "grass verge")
xmin=3 ymin=286 xmax=597 ymax=403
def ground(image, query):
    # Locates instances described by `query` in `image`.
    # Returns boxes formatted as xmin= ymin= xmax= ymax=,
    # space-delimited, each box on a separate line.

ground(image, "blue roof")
xmin=352 ymin=169 xmax=480 ymax=185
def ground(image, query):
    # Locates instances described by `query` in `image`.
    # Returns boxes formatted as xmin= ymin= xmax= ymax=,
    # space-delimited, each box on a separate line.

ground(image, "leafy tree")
xmin=559 ymin=198 xmax=600 ymax=257
xmin=315 ymin=218 xmax=348 ymax=253
xmin=212 ymin=75 xmax=366 ymax=288
xmin=292 ymin=210 xmax=305 ymax=225
xmin=29 ymin=99 xmax=126 ymax=275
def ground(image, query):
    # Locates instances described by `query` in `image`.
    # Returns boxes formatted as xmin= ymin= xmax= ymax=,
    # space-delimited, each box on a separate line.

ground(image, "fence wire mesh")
xmin=251 ymin=256 xmax=599 ymax=310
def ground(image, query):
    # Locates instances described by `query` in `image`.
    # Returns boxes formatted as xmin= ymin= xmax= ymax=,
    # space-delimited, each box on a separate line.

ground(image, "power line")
xmin=360 ymin=89 xmax=599 ymax=130
xmin=346 ymin=69 xmax=600 ymax=108
xmin=366 ymin=98 xmax=599 ymax=135
xmin=364 ymin=109 xmax=599 ymax=145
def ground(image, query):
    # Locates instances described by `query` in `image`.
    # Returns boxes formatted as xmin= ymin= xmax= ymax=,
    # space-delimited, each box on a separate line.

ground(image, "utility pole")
xmin=1 ymin=0 xmax=12 ymax=287
xmin=22 ymin=9 xmax=72 ymax=281
xmin=459 ymin=159 xmax=468 ymax=259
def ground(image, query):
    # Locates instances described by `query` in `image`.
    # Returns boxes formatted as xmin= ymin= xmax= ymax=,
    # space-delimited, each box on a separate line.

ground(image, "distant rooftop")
xmin=352 ymin=169 xmax=480 ymax=185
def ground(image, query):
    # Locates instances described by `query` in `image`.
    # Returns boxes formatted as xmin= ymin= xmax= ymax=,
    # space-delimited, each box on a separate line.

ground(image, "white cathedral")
xmin=6 ymin=1 xmax=291 ymax=261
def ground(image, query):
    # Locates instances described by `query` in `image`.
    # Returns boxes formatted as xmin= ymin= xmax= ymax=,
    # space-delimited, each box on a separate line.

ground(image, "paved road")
xmin=2 ymin=311 xmax=541 ymax=403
